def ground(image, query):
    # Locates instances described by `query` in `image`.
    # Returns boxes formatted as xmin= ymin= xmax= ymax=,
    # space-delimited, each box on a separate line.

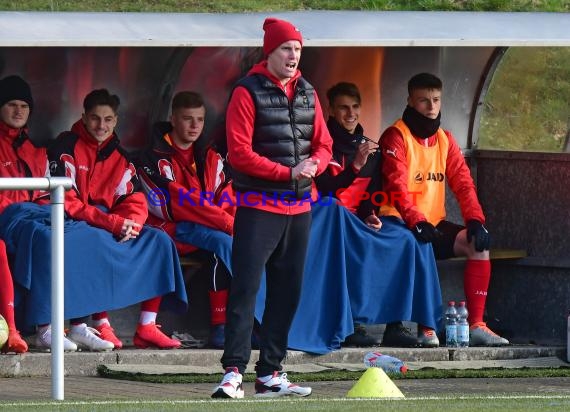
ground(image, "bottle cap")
xmin=459 ymin=301 xmax=466 ymax=306
xmin=448 ymin=300 xmax=455 ymax=305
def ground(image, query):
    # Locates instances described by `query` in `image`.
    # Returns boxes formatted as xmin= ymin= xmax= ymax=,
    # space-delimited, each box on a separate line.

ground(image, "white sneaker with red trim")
xmin=254 ymin=372 xmax=312 ymax=397
xmin=211 ymin=367 xmax=244 ymax=399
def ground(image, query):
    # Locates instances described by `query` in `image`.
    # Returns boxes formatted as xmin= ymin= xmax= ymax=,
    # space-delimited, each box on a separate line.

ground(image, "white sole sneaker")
xmin=211 ymin=368 xmax=244 ymax=399
xmin=35 ymin=327 xmax=78 ymax=352
xmin=68 ymin=324 xmax=114 ymax=352
xmin=254 ymin=372 xmax=312 ymax=397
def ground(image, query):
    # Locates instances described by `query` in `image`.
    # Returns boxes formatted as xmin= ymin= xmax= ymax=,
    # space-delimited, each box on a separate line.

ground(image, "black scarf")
xmin=327 ymin=117 xmax=364 ymax=163
xmin=402 ymin=105 xmax=441 ymax=139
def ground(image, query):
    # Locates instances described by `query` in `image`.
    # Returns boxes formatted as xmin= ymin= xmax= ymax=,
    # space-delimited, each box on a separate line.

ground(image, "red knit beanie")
xmin=262 ymin=17 xmax=303 ymax=56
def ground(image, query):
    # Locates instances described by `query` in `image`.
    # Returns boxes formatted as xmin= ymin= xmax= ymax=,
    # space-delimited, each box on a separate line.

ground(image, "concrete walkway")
xmin=3 ymin=376 xmax=570 ymax=401
xmin=0 ymin=345 xmax=565 ymax=377
xmin=0 ymin=345 xmax=568 ymax=401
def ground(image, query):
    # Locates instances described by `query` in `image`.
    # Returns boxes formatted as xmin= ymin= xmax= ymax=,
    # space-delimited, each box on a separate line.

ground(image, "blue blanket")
xmin=258 ymin=202 xmax=442 ymax=354
xmin=0 ymin=203 xmax=187 ymax=329
xmin=175 ymin=200 xmax=442 ymax=355
xmin=175 ymin=221 xmax=233 ymax=271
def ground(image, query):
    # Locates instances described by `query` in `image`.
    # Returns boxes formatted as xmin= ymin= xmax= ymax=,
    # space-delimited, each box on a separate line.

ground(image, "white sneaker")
xmin=68 ymin=323 xmax=114 ymax=352
xmin=254 ymin=372 xmax=312 ymax=397
xmin=35 ymin=326 xmax=78 ymax=352
xmin=211 ymin=367 xmax=244 ymax=399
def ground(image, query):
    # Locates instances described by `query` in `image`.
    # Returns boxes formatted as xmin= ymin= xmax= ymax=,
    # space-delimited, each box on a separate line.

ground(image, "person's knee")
xmin=454 ymin=230 xmax=489 ymax=259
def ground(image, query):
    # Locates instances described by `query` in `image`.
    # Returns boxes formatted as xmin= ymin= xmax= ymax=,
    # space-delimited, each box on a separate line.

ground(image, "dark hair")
xmin=172 ymin=91 xmax=205 ymax=113
xmin=408 ymin=73 xmax=442 ymax=96
xmin=326 ymin=82 xmax=361 ymax=107
xmin=83 ymin=89 xmax=120 ymax=113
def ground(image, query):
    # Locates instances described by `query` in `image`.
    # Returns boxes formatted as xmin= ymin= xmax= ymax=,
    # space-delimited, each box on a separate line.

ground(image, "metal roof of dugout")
xmin=0 ymin=10 xmax=569 ymax=47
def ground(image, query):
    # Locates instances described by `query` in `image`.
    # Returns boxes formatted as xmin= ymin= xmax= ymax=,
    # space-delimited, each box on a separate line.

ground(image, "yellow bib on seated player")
xmin=380 ymin=119 xmax=448 ymax=226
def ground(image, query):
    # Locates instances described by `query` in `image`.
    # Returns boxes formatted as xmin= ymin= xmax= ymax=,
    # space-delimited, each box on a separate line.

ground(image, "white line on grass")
xmin=3 ymin=395 xmax=570 ymax=407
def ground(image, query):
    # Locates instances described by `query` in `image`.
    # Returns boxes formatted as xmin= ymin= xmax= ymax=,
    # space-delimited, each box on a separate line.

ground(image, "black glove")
xmin=412 ymin=221 xmax=441 ymax=243
xmin=466 ymin=220 xmax=490 ymax=252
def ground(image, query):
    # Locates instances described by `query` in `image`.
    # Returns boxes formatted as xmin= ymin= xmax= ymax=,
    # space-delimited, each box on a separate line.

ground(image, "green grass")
xmin=1 ymin=0 xmax=570 ymax=12
xmin=478 ymin=47 xmax=570 ymax=151
xmin=3 ymin=397 xmax=570 ymax=411
xmin=97 ymin=365 xmax=570 ymax=384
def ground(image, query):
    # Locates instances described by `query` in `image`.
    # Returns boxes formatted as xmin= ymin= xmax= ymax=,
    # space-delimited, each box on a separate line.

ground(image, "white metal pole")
xmin=0 ymin=177 xmax=72 ymax=401
xmin=50 ymin=182 xmax=65 ymax=400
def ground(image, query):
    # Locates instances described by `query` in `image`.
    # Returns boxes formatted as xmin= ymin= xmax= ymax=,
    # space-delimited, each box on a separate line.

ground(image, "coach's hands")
xmin=292 ymin=158 xmax=320 ymax=180
xmin=466 ymin=220 xmax=490 ymax=252
xmin=412 ymin=221 xmax=441 ymax=243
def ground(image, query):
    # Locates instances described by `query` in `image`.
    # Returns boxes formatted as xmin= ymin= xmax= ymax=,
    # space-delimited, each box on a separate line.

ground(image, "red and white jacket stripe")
xmin=48 ymin=119 xmax=147 ymax=236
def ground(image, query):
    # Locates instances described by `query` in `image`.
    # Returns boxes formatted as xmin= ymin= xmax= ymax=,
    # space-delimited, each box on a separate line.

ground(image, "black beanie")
xmin=0 ymin=75 xmax=34 ymax=110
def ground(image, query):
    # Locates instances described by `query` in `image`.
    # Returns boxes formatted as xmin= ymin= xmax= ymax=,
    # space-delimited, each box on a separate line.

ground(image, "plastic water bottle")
xmin=445 ymin=301 xmax=458 ymax=347
xmin=363 ymin=351 xmax=408 ymax=374
xmin=456 ymin=301 xmax=470 ymax=347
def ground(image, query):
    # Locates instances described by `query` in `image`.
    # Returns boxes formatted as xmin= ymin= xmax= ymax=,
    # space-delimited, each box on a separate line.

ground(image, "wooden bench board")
xmin=446 ymin=248 xmax=527 ymax=262
xmin=180 ymin=248 xmax=527 ymax=267
xmin=179 ymin=256 xmax=204 ymax=268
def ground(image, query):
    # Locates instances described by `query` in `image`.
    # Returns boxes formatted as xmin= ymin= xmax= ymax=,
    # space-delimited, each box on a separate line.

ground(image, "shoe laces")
xmin=264 ymin=372 xmax=291 ymax=386
xmin=97 ymin=323 xmax=114 ymax=332
xmin=84 ymin=326 xmax=104 ymax=339
xmin=141 ymin=322 xmax=162 ymax=330
xmin=140 ymin=323 xmax=166 ymax=336
xmin=222 ymin=368 xmax=241 ymax=384
xmin=421 ymin=328 xmax=436 ymax=337
xmin=472 ymin=322 xmax=499 ymax=337
xmin=278 ymin=372 xmax=290 ymax=385
xmin=97 ymin=324 xmax=117 ymax=337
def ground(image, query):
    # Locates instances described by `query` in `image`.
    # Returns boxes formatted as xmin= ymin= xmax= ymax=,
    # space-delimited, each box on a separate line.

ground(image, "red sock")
xmin=141 ymin=296 xmax=161 ymax=313
xmin=463 ymin=259 xmax=491 ymax=325
xmin=0 ymin=240 xmax=16 ymax=330
xmin=92 ymin=312 xmax=108 ymax=321
xmin=209 ymin=289 xmax=228 ymax=326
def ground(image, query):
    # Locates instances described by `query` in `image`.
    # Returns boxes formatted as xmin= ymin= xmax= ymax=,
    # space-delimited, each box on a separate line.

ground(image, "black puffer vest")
xmin=231 ymin=74 xmax=315 ymax=199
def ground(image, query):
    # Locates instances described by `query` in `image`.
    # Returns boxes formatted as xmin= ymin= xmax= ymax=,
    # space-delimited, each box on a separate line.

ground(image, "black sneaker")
xmin=342 ymin=324 xmax=381 ymax=347
xmin=381 ymin=322 xmax=419 ymax=347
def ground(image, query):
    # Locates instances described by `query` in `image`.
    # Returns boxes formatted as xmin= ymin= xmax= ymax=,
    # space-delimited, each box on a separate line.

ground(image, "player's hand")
xmin=352 ymin=141 xmax=378 ymax=170
xmin=412 ymin=221 xmax=441 ymax=243
xmin=364 ymin=212 xmax=382 ymax=231
xmin=466 ymin=220 xmax=490 ymax=252
xmin=119 ymin=219 xmax=142 ymax=243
